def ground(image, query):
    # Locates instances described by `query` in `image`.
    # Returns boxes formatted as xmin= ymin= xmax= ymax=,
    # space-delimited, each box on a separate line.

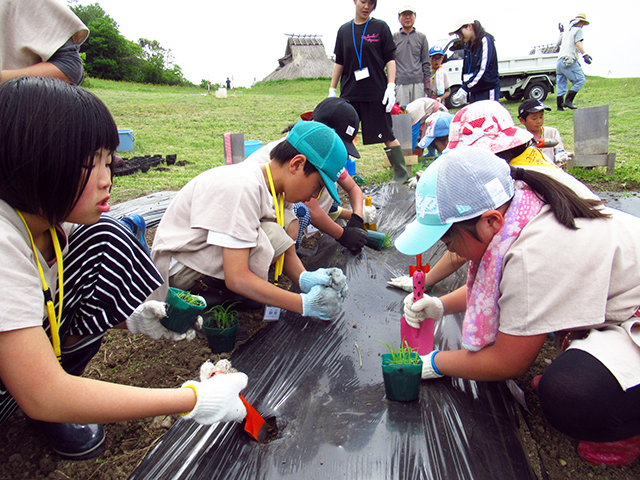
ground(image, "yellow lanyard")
xmin=265 ymin=164 xmax=284 ymax=285
xmin=16 ymin=211 xmax=64 ymax=361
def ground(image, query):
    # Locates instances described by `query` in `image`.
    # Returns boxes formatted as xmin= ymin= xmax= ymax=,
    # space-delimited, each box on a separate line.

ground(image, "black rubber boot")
xmin=556 ymin=95 xmax=565 ymax=111
xmin=562 ymin=90 xmax=578 ymax=109
xmin=384 ymin=145 xmax=409 ymax=183
xmin=31 ymin=421 xmax=105 ymax=460
xmin=29 ymin=336 xmax=106 ymax=460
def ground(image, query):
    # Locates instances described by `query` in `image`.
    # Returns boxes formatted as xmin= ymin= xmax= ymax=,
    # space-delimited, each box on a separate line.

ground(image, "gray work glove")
xmin=420 ymin=350 xmax=445 ymax=379
xmin=299 ymin=268 xmax=348 ymax=298
xmin=301 ymin=285 xmax=343 ymax=320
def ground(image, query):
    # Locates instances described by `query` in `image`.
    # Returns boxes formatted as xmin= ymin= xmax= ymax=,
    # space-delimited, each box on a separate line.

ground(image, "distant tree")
xmin=70 ymin=2 xmax=191 ymax=86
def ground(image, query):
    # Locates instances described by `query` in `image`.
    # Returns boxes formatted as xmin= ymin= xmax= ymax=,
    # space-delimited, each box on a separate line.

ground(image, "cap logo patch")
xmin=345 ymin=125 xmax=355 ymax=136
xmin=456 ymin=205 xmax=472 ymax=215
xmin=415 ymin=191 xmax=438 ymax=219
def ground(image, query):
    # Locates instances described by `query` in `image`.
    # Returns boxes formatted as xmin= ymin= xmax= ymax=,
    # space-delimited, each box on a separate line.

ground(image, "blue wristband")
xmin=431 ymin=350 xmax=443 ymax=376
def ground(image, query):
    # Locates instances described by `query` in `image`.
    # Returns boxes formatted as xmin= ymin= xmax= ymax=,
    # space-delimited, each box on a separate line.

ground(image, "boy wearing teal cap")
xmin=152 ymin=121 xmax=349 ymax=321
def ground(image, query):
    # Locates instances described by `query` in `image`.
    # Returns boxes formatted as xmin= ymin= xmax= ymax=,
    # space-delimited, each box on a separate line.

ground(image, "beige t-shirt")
xmin=0 ymin=200 xmax=73 ymax=332
xmin=151 ymin=162 xmax=277 ymax=300
xmin=0 ymin=0 xmax=88 ymax=71
xmin=499 ymin=206 xmax=640 ymax=388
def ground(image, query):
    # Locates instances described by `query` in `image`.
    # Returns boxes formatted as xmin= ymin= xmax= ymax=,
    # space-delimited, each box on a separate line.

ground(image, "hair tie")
xmin=515 ymin=167 xmax=525 ymax=181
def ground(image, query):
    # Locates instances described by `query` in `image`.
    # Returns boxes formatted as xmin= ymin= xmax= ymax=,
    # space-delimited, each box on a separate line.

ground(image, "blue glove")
xmin=420 ymin=350 xmax=445 ymax=379
xmin=299 ymin=268 xmax=348 ymax=297
xmin=301 ymin=285 xmax=343 ymax=320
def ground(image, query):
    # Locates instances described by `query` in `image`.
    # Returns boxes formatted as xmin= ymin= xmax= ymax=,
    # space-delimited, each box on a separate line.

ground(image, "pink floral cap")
xmin=447 ymin=100 xmax=533 ymax=153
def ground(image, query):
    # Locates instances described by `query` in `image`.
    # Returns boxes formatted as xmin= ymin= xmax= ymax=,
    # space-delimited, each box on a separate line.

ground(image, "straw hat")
xmin=572 ymin=13 xmax=589 ymax=25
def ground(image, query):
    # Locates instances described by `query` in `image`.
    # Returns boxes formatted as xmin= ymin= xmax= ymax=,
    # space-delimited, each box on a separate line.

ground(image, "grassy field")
xmin=85 ymin=76 xmax=640 ymax=204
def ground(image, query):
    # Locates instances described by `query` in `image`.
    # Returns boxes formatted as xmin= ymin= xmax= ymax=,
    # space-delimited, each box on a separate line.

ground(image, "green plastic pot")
xmin=366 ymin=230 xmax=386 ymax=250
xmin=381 ymin=352 xmax=423 ymax=401
xmin=203 ymin=321 xmax=238 ymax=354
xmin=161 ymin=287 xmax=206 ymax=334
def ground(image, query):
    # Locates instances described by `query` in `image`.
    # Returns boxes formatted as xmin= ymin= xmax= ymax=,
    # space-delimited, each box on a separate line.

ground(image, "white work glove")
xmin=126 ymin=300 xmax=197 ymax=341
xmin=301 ymin=285 xmax=344 ymax=320
xmin=362 ymin=205 xmax=377 ymax=225
xmin=451 ymin=88 xmax=468 ymax=105
xmin=328 ymin=88 xmax=338 ymax=98
xmin=181 ymin=360 xmax=248 ymax=424
xmin=420 ymin=350 xmax=444 ymax=379
xmin=299 ymin=268 xmax=348 ymax=298
xmin=407 ymin=170 xmax=424 ymax=189
xmin=403 ymin=293 xmax=444 ymax=328
xmin=382 ymin=83 xmax=396 ymax=113
xmin=554 ymin=150 xmax=570 ymax=167
xmin=387 ymin=275 xmax=413 ymax=292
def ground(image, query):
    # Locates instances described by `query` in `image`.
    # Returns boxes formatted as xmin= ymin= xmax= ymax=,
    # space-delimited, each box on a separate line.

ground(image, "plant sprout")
xmin=176 ymin=290 xmax=205 ymax=306
xmin=205 ymin=301 xmax=239 ymax=329
xmin=379 ymin=339 xmax=422 ymax=365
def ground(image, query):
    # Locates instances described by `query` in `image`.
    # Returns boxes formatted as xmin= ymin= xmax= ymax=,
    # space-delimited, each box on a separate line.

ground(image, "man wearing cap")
xmin=429 ymin=45 xmax=451 ymax=104
xmin=556 ymin=13 xmax=592 ymax=110
xmin=152 ymin=121 xmax=349 ymax=321
xmin=518 ymin=98 xmax=569 ymax=166
xmin=393 ymin=6 xmax=430 ymax=105
xmin=246 ymin=97 xmax=368 ymax=255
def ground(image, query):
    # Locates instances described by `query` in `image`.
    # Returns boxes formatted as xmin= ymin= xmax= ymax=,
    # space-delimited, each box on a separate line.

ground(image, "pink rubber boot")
xmin=578 ymin=435 xmax=640 ymax=467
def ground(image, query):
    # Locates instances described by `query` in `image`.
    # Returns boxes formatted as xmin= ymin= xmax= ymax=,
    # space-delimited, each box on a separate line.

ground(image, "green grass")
xmin=86 ymin=76 xmax=640 ymax=204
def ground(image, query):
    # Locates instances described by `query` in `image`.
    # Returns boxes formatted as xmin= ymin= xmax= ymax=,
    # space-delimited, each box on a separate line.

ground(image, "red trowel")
xmin=209 ymin=371 xmax=269 ymax=442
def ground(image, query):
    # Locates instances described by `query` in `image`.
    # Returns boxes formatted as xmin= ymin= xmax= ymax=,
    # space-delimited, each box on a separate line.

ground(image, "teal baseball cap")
xmin=395 ymin=147 xmax=515 ymax=256
xmin=286 ymin=120 xmax=348 ymax=204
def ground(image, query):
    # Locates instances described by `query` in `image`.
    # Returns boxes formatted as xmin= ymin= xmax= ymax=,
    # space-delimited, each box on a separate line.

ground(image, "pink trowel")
xmin=400 ymin=269 xmax=435 ymax=355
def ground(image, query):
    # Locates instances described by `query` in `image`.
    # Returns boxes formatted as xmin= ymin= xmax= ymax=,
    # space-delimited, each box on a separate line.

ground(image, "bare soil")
xmin=1 ymin=185 xmax=639 ymax=479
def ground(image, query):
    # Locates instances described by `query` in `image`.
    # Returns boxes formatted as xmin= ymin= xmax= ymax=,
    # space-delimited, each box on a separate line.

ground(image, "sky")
xmin=74 ymin=0 xmax=636 ymax=88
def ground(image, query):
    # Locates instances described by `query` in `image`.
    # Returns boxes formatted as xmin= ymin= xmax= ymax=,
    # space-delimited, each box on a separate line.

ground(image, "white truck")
xmin=438 ymin=39 xmax=559 ymax=109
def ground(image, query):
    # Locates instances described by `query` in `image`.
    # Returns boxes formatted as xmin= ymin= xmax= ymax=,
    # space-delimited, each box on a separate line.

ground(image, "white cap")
xmin=398 ymin=5 xmax=416 ymax=15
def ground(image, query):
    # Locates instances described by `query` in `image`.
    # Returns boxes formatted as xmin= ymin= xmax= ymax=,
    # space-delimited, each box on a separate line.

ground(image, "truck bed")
xmin=499 ymin=54 xmax=558 ymax=76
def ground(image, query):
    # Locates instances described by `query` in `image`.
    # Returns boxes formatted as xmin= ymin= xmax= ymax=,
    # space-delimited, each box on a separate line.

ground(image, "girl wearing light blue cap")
xmin=395 ymin=146 xmax=640 ymax=466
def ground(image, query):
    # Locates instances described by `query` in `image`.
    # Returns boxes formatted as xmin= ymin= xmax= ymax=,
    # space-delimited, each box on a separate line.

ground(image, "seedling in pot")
xmin=204 ymin=301 xmax=239 ymax=329
xmin=176 ymin=290 xmax=206 ymax=307
xmin=379 ymin=339 xmax=422 ymax=365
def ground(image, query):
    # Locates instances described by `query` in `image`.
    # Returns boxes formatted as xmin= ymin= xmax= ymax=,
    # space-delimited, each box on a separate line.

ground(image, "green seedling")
xmin=205 ymin=301 xmax=239 ymax=329
xmin=382 ymin=232 xmax=394 ymax=249
xmin=379 ymin=339 xmax=421 ymax=365
xmin=176 ymin=290 xmax=205 ymax=307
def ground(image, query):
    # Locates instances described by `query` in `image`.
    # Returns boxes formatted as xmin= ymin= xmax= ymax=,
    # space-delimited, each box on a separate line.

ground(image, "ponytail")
xmin=510 ymin=167 xmax=610 ymax=229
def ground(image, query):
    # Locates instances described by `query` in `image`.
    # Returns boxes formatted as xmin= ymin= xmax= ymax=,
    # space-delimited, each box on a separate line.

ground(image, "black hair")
xmin=270 ymin=139 xmax=319 ymax=176
xmin=518 ymin=111 xmax=531 ymax=121
xmin=0 ymin=77 xmax=118 ymax=225
xmin=495 ymin=143 xmax=530 ymax=162
xmin=445 ymin=167 xmax=610 ymax=251
xmin=470 ymin=21 xmax=495 ymax=49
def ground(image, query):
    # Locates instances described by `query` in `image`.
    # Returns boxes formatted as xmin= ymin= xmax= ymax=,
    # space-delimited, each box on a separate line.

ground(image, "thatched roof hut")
xmin=263 ymin=35 xmax=334 ymax=81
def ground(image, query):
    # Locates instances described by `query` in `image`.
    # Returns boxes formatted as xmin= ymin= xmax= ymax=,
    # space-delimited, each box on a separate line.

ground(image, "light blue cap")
xmin=395 ymin=147 xmax=515 ymax=256
xmin=286 ymin=121 xmax=348 ymax=204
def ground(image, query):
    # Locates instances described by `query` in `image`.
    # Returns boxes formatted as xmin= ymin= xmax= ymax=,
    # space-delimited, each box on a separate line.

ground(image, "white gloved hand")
xmin=328 ymin=88 xmax=337 ymax=98
xmin=403 ymin=293 xmax=444 ymax=328
xmin=181 ymin=360 xmax=248 ymax=424
xmin=452 ymin=88 xmax=468 ymax=105
xmin=126 ymin=300 xmax=194 ymax=341
xmin=362 ymin=205 xmax=377 ymax=225
xmin=387 ymin=275 xmax=413 ymax=292
xmin=407 ymin=170 xmax=424 ymax=189
xmin=554 ymin=150 xmax=570 ymax=166
xmin=382 ymin=83 xmax=396 ymax=113
xmin=420 ymin=350 xmax=444 ymax=379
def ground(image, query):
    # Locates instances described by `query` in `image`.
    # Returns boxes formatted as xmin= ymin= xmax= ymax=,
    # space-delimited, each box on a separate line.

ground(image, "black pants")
xmin=538 ymin=349 xmax=640 ymax=442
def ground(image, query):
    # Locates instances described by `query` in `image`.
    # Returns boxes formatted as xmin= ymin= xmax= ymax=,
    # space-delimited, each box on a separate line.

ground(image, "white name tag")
xmin=354 ymin=67 xmax=370 ymax=81
xmin=263 ymin=305 xmax=281 ymax=321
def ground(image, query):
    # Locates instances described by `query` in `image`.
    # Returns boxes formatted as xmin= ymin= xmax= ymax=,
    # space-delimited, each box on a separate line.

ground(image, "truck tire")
xmin=445 ymin=86 xmax=466 ymax=109
xmin=504 ymin=92 xmax=523 ymax=102
xmin=524 ymin=82 xmax=549 ymax=102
